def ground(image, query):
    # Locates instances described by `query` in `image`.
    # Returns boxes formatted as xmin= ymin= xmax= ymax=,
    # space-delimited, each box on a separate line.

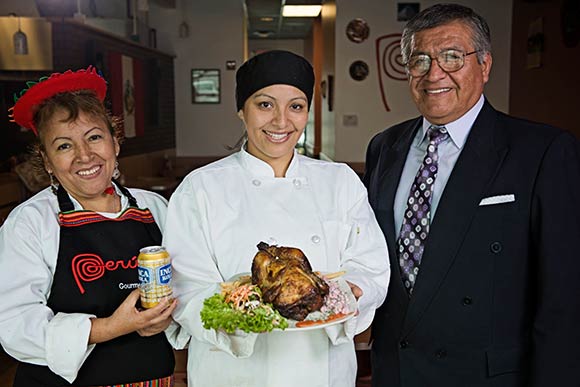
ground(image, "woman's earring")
xmin=48 ymin=173 xmax=58 ymax=194
xmin=112 ymin=161 xmax=121 ymax=180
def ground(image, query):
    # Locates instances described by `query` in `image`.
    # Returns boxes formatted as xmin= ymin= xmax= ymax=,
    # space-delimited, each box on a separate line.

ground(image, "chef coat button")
xmin=293 ymin=179 xmax=302 ymax=188
xmin=435 ymin=349 xmax=447 ymax=359
xmin=399 ymin=340 xmax=409 ymax=349
xmin=462 ymin=297 xmax=473 ymax=306
xmin=490 ymin=241 xmax=502 ymax=254
xmin=252 ymin=179 xmax=261 ymax=187
xmin=311 ymin=235 xmax=321 ymax=244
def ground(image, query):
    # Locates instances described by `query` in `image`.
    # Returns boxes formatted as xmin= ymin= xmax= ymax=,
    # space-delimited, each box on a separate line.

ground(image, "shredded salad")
xmin=200 ymin=278 xmax=288 ymax=333
xmin=320 ymin=278 xmax=351 ymax=317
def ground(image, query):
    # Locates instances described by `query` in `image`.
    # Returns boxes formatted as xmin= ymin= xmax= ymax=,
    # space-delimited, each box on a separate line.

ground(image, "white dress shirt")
xmin=394 ymin=95 xmax=485 ymax=239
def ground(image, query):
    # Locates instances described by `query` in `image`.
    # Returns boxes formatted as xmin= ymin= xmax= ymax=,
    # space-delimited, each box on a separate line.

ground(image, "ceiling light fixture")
xmin=253 ymin=30 xmax=274 ymax=38
xmin=13 ymin=16 xmax=29 ymax=55
xmin=282 ymin=5 xmax=322 ymax=17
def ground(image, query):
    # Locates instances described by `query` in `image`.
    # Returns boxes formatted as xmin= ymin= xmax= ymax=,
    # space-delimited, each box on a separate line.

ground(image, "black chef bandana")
xmin=236 ymin=50 xmax=314 ymax=112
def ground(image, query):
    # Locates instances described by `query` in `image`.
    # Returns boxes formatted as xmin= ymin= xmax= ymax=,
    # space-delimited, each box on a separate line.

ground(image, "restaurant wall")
xmin=149 ymin=1 xmax=245 ymax=158
xmin=1 ymin=1 xmax=524 ymax=166
xmin=0 ymin=19 xmax=175 ymax=171
xmin=328 ymin=0 xmax=513 ymax=163
xmin=50 ymin=21 xmax=176 ymax=157
xmin=0 ymin=0 xmax=38 ymax=17
xmin=509 ymin=0 xmax=580 ymax=137
xmin=248 ymin=39 xmax=305 ymax=57
xmin=320 ymin=0 xmax=337 ymax=161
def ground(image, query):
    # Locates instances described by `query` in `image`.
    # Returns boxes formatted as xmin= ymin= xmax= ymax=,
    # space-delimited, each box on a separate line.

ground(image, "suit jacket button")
xmin=436 ymin=349 xmax=447 ymax=359
xmin=399 ymin=340 xmax=409 ymax=349
xmin=462 ymin=297 xmax=473 ymax=306
xmin=490 ymin=241 xmax=502 ymax=253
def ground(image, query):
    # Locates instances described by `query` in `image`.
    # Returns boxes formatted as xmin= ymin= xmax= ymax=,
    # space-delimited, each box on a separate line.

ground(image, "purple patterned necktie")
xmin=398 ymin=125 xmax=449 ymax=294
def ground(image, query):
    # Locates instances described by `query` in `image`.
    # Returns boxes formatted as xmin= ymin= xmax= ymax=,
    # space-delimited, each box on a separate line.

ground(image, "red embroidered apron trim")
xmin=59 ymin=208 xmax=156 ymax=227
xmin=95 ymin=374 xmax=174 ymax=387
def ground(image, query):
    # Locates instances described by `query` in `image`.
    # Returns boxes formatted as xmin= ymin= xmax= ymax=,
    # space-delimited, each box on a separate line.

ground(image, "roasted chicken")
xmin=251 ymin=242 xmax=329 ymax=321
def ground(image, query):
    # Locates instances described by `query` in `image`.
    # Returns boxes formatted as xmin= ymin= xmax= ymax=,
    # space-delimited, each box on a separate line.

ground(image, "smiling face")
xmin=408 ymin=21 xmax=492 ymax=125
xmin=238 ymin=84 xmax=308 ymax=177
xmin=41 ymin=110 xmax=119 ymax=203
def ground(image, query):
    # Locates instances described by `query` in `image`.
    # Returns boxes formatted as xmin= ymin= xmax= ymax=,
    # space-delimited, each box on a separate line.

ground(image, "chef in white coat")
xmin=164 ymin=50 xmax=390 ymax=387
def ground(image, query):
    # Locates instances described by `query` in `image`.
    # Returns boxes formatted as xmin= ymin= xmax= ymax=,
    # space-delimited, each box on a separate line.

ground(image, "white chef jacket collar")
xmin=240 ymin=141 xmax=301 ymax=178
xmin=420 ymin=94 xmax=484 ymax=150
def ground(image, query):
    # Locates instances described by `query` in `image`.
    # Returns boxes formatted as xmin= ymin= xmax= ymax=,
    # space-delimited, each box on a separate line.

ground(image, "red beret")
xmin=9 ymin=66 xmax=107 ymax=136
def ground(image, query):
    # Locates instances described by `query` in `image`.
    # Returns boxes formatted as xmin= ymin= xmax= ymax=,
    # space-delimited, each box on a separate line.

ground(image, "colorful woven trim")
xmin=59 ymin=207 xmax=156 ymax=227
xmin=8 ymin=66 xmax=107 ymax=135
xmin=97 ymin=374 xmax=174 ymax=387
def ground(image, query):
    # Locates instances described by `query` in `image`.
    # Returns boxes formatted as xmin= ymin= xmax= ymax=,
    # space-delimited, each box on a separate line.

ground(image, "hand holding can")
xmin=138 ymin=246 xmax=173 ymax=308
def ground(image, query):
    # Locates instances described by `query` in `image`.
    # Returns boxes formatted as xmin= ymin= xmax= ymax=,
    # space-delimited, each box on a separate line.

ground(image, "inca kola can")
xmin=138 ymin=246 xmax=173 ymax=308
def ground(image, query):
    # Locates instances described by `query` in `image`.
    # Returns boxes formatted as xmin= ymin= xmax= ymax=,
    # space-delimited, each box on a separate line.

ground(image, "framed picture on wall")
xmin=192 ymin=69 xmax=220 ymax=104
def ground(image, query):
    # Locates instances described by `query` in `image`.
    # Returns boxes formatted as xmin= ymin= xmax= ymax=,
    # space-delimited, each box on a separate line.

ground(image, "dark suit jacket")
xmin=363 ymin=101 xmax=580 ymax=387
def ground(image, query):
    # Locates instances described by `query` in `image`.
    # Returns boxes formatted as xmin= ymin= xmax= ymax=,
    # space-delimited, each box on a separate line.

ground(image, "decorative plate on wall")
xmin=349 ymin=60 xmax=370 ymax=81
xmin=346 ymin=18 xmax=370 ymax=43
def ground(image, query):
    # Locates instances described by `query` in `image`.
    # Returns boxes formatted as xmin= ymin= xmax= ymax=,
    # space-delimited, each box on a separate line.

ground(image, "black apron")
xmin=13 ymin=183 xmax=174 ymax=387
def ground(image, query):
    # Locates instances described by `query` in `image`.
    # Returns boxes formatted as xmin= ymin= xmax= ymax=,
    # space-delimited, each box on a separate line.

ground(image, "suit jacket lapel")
xmin=402 ymin=101 xmax=509 ymax=336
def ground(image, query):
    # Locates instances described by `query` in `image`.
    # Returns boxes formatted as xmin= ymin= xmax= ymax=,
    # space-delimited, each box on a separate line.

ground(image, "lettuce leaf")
xmin=200 ymin=293 xmax=288 ymax=334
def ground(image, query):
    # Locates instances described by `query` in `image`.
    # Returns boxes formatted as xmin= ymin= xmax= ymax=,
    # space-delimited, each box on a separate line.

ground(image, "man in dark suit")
xmin=363 ymin=4 xmax=580 ymax=387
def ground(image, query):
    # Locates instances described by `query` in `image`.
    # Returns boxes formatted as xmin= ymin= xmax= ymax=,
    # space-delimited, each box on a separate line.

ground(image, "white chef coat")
xmin=163 ymin=148 xmax=390 ymax=387
xmin=0 ymin=185 xmax=182 ymax=383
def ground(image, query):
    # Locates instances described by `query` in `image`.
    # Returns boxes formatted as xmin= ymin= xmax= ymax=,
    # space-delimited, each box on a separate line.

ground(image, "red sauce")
xmin=295 ymin=312 xmax=352 ymax=328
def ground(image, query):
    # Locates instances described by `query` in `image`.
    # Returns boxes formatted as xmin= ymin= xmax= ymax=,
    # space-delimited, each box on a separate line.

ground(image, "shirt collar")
xmin=239 ymin=141 xmax=300 ymax=177
xmin=420 ymin=94 xmax=485 ymax=149
xmin=67 ymin=184 xmax=128 ymax=213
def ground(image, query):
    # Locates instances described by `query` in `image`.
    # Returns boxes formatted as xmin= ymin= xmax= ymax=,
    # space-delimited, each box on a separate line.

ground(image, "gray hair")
xmin=401 ymin=3 xmax=491 ymax=65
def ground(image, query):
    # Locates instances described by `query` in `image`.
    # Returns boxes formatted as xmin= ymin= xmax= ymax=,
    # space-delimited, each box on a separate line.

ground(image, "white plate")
xmin=225 ymin=272 xmax=357 ymax=332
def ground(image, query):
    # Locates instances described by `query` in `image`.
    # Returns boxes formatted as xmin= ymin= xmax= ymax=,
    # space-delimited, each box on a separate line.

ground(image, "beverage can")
xmin=138 ymin=246 xmax=173 ymax=308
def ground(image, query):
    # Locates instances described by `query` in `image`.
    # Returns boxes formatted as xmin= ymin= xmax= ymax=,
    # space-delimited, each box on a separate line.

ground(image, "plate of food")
xmin=200 ymin=242 xmax=357 ymax=334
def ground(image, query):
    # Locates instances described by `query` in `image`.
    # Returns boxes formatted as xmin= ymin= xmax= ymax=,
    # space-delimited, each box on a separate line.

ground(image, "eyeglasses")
xmin=405 ymin=50 xmax=479 ymax=77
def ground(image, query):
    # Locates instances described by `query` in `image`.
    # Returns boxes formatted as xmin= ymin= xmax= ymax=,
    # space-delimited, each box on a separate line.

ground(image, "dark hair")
xmin=401 ymin=3 xmax=491 ymax=64
xmin=29 ymin=90 xmax=122 ymax=177
xmin=33 ymin=90 xmax=120 ymax=144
